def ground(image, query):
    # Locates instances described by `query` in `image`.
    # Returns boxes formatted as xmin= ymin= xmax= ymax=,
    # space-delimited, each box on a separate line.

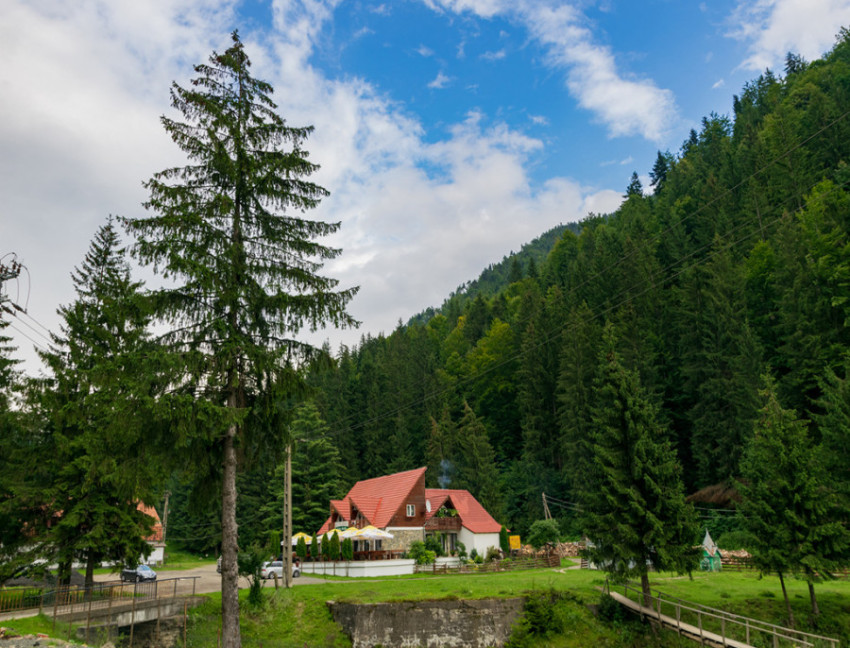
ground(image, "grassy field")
xmin=182 ymin=566 xmax=850 ymax=648
xmin=3 ymin=565 xmax=847 ymax=647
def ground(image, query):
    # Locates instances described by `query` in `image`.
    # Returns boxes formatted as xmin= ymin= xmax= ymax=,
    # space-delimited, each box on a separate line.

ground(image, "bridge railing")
xmin=618 ymin=582 xmax=839 ymax=648
xmin=0 ymin=577 xmax=199 ymax=617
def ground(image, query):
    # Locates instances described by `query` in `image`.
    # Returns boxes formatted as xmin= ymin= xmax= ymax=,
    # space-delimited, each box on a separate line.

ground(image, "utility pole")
xmin=542 ymin=493 xmax=552 ymax=521
xmin=0 ymin=255 xmax=22 ymax=313
xmin=283 ymin=442 xmax=293 ymax=589
xmin=161 ymin=491 xmax=171 ymax=564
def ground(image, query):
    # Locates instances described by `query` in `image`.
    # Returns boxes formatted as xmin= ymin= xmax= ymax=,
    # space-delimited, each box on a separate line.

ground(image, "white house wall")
xmin=459 ymin=529 xmax=499 ymax=558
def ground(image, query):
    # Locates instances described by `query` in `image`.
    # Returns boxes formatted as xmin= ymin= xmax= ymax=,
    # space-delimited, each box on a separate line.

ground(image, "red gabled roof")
xmin=425 ymin=488 xmax=501 ymax=534
xmin=316 ymin=467 xmax=426 ymax=535
xmin=347 ymin=467 xmax=426 ymax=528
xmin=137 ymin=502 xmax=164 ymax=543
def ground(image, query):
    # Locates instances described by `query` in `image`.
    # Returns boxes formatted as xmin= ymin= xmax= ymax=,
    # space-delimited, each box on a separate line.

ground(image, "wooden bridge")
xmin=608 ymin=582 xmax=840 ymax=648
xmin=1 ymin=577 xmax=204 ymax=646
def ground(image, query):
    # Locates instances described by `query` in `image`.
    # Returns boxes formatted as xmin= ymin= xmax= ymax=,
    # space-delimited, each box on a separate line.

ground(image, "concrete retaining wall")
xmin=329 ymin=597 xmax=524 ymax=648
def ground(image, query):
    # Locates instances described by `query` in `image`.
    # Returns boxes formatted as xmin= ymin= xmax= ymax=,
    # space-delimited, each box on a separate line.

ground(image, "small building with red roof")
xmin=316 ymin=467 xmax=502 ymax=557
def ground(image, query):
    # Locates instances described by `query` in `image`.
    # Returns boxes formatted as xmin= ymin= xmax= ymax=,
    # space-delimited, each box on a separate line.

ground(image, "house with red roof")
xmin=137 ymin=502 xmax=165 ymax=565
xmin=316 ymin=467 xmax=502 ymax=557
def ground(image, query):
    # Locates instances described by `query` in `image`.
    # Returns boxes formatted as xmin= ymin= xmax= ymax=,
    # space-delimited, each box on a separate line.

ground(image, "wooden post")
xmin=183 ymin=600 xmax=188 ymax=648
xmin=129 ymin=580 xmax=137 ymax=648
xmin=745 ymin=618 xmax=750 ymax=645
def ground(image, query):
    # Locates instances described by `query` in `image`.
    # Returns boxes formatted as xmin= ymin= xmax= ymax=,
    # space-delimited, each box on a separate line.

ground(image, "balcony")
xmin=424 ymin=516 xmax=461 ymax=532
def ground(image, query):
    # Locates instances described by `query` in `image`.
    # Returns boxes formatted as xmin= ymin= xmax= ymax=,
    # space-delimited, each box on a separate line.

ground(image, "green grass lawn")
xmin=8 ymin=563 xmax=847 ymax=647
xmin=184 ymin=566 xmax=850 ymax=648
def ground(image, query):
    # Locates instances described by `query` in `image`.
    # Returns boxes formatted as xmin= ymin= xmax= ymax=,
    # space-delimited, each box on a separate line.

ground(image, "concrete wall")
xmin=459 ymin=529 xmax=499 ymax=558
xmin=329 ymin=597 xmax=524 ymax=648
xmin=303 ymin=559 xmax=417 ymax=578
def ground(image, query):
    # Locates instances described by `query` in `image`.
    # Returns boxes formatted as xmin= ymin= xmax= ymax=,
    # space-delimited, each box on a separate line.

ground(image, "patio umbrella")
xmin=339 ymin=527 xmax=361 ymax=539
xmin=353 ymin=525 xmax=393 ymax=540
xmin=290 ymin=532 xmax=312 ymax=546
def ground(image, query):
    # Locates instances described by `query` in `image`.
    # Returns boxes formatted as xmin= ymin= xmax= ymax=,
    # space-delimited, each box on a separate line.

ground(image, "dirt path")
xmin=93 ymin=563 xmax=326 ymax=593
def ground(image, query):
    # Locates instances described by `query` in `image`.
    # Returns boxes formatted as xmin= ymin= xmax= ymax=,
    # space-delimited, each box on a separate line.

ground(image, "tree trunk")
xmin=221 ymin=420 xmax=241 ymax=648
xmin=84 ymin=549 xmax=96 ymax=590
xmin=640 ymin=572 xmax=652 ymax=608
xmin=807 ymin=579 xmax=819 ymax=616
xmin=778 ymin=571 xmax=795 ymax=628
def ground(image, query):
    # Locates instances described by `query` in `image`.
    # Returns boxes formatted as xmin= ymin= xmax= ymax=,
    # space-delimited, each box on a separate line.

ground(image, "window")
xmin=406 ymin=504 xmax=415 ymax=517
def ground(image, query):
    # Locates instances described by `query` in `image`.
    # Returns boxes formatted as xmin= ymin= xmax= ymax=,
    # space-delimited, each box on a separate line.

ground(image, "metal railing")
xmin=617 ymin=582 xmax=840 ymax=648
xmin=1 ymin=577 xmax=198 ymax=616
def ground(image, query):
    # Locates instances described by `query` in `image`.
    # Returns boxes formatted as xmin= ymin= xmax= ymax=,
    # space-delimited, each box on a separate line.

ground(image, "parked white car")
xmin=261 ymin=560 xmax=301 ymax=579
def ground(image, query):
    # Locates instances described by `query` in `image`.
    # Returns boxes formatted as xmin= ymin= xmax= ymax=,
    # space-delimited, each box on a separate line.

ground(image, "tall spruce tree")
xmin=37 ymin=218 xmax=162 ymax=587
xmin=580 ymin=324 xmax=698 ymax=605
xmin=124 ymin=33 xmax=357 ymax=646
xmin=739 ymin=375 xmax=848 ymax=621
xmin=454 ymin=401 xmax=502 ymax=517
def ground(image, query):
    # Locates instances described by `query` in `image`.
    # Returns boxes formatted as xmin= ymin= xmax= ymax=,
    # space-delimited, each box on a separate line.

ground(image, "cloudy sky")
xmin=2 ymin=0 xmax=849 ymax=376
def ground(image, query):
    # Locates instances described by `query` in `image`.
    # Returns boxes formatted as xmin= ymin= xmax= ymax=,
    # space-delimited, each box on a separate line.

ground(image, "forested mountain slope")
xmin=408 ymin=223 xmax=578 ymax=327
xmin=167 ymin=33 xmax=850 ymax=549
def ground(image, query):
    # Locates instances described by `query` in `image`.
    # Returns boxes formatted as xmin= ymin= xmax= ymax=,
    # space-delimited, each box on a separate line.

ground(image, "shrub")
xmin=408 ymin=541 xmax=436 ymax=565
xmin=485 ymin=546 xmax=501 ymax=562
xmin=424 ymin=533 xmax=445 ymax=557
xmin=456 ymin=541 xmax=468 ymax=560
xmin=296 ymin=536 xmax=308 ymax=562
xmin=527 ymin=519 xmax=560 ymax=550
xmin=506 ymin=590 xmax=574 ymax=648
xmin=237 ymin=544 xmax=266 ymax=608
xmin=596 ymin=592 xmax=625 ymax=623
xmin=500 ymin=526 xmax=510 ymax=554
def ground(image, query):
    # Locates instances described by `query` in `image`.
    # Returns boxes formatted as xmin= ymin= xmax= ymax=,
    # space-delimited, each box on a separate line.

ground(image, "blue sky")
xmin=2 ymin=0 xmax=850 ymax=375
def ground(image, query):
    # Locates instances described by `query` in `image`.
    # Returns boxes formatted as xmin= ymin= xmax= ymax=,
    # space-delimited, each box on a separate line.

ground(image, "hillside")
xmin=407 ymin=223 xmax=579 ymax=326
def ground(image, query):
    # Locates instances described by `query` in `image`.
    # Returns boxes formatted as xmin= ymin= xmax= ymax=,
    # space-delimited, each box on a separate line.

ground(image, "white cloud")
xmin=428 ymin=70 xmax=453 ymax=88
xmin=529 ymin=114 xmax=549 ymax=125
xmin=729 ymin=0 xmax=850 ymax=71
xmin=422 ymin=0 xmax=678 ymax=142
xmin=417 ymin=44 xmax=435 ymax=57
xmin=1 ymin=0 xmax=621 ymax=376
xmin=480 ymin=48 xmax=507 ymax=61
xmin=712 ymin=78 xmax=725 ymax=88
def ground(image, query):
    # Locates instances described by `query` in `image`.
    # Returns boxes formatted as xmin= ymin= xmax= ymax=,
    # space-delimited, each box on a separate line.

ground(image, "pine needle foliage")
xmin=124 ymin=32 xmax=357 ymax=648
xmin=579 ymin=323 xmax=698 ymax=604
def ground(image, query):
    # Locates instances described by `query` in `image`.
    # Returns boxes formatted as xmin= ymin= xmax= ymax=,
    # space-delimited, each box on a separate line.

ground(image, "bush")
xmin=424 ymin=533 xmax=445 ymax=557
xmin=506 ymin=590 xmax=575 ymax=648
xmin=527 ymin=519 xmax=560 ymax=549
xmin=456 ymin=541 xmax=468 ymax=560
xmin=499 ymin=526 xmax=510 ymax=554
xmin=485 ymin=546 xmax=501 ymax=562
xmin=596 ymin=592 xmax=625 ymax=623
xmin=408 ymin=541 xmax=436 ymax=565
xmin=236 ymin=545 xmax=265 ymax=608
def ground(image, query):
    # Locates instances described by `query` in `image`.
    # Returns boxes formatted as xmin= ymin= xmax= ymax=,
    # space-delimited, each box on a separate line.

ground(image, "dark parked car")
xmin=121 ymin=564 xmax=157 ymax=582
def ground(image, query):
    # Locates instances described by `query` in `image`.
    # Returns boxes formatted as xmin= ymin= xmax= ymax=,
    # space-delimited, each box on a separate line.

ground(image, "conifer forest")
xmin=3 ymin=24 xmax=850 ymax=645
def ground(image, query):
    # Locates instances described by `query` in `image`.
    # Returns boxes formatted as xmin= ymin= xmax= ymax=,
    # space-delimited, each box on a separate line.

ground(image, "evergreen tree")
xmin=262 ymin=402 xmax=344 ymax=536
xmin=124 ymin=33 xmax=356 ymax=646
xmin=425 ymin=405 xmax=456 ymax=488
xmin=36 ymin=218 xmax=163 ymax=587
xmin=677 ymin=241 xmax=763 ymax=487
xmin=649 ymin=151 xmax=672 ymax=194
xmin=739 ymin=376 xmax=849 ymax=621
xmin=624 ymin=172 xmax=643 ymax=197
xmin=508 ymin=257 xmax=523 ymax=284
xmin=580 ymin=324 xmax=698 ymax=605
xmin=454 ymin=402 xmax=502 ymax=517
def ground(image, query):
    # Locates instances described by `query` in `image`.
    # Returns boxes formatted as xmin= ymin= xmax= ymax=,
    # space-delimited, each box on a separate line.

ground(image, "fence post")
xmin=698 ymin=611 xmax=704 ymax=645
xmin=745 ymin=619 xmax=750 ymax=645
